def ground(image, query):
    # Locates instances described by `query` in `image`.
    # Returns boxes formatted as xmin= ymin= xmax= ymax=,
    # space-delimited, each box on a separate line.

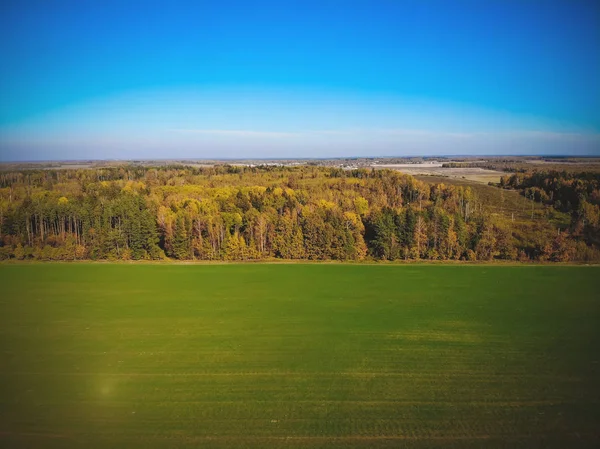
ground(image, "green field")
xmin=1 ymin=264 xmax=599 ymax=448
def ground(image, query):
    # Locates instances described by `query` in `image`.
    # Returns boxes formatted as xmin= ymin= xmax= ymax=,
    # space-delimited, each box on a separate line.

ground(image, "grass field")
xmin=1 ymin=264 xmax=599 ymax=448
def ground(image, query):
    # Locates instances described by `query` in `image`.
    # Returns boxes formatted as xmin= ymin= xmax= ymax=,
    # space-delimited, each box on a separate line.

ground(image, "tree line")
xmin=0 ymin=165 xmax=597 ymax=262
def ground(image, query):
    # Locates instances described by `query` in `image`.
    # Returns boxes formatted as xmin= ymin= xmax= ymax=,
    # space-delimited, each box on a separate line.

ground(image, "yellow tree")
xmin=413 ymin=215 xmax=428 ymax=259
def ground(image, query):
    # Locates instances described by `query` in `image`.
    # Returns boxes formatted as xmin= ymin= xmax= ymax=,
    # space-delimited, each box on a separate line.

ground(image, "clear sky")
xmin=1 ymin=0 xmax=599 ymax=161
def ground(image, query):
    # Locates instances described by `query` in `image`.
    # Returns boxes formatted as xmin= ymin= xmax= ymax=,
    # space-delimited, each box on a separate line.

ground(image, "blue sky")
xmin=1 ymin=0 xmax=599 ymax=160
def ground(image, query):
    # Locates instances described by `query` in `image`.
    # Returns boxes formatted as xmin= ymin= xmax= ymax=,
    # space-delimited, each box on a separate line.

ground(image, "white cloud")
xmin=169 ymin=129 xmax=299 ymax=138
xmin=168 ymin=127 xmax=599 ymax=142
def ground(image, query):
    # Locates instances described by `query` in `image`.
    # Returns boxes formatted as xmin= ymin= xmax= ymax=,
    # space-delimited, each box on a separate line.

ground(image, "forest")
xmin=0 ymin=165 xmax=598 ymax=262
xmin=500 ymin=171 xmax=600 ymax=248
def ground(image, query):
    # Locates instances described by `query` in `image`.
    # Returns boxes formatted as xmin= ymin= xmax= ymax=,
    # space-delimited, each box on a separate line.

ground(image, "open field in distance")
xmin=1 ymin=264 xmax=599 ymax=448
xmin=373 ymin=163 xmax=506 ymax=183
xmin=3 ymin=156 xmax=600 ymax=184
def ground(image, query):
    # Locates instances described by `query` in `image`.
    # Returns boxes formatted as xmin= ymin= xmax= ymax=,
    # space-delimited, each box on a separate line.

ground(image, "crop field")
xmin=1 ymin=264 xmax=599 ymax=448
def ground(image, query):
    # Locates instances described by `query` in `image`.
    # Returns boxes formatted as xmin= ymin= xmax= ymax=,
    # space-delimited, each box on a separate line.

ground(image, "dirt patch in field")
xmin=371 ymin=164 xmax=505 ymax=184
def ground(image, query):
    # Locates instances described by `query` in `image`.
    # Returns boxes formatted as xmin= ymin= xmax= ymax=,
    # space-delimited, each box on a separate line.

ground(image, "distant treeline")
xmin=442 ymin=160 xmax=522 ymax=171
xmin=0 ymin=165 xmax=597 ymax=262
